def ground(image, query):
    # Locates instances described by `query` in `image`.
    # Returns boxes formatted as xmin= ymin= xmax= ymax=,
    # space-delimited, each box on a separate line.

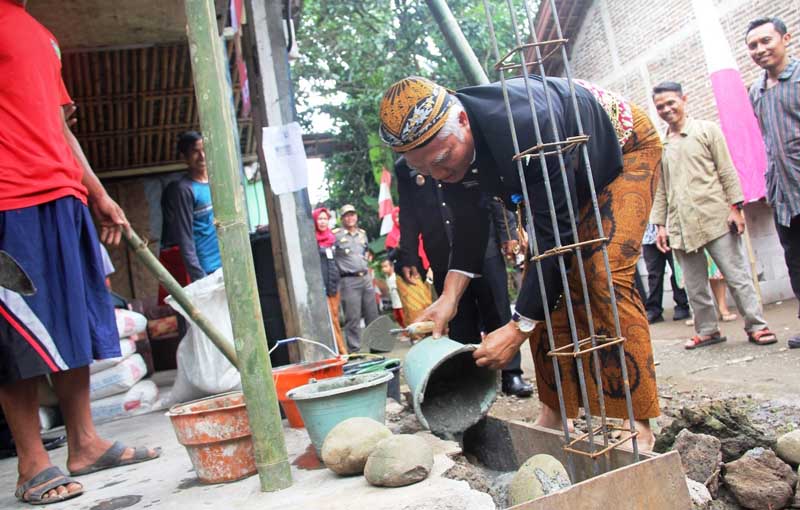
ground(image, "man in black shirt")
xmin=394 ymin=158 xmax=532 ymax=397
xmin=380 ymin=75 xmax=662 ymax=450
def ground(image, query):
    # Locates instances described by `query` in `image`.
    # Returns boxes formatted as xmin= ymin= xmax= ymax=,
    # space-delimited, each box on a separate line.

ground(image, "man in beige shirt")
xmin=649 ymin=81 xmax=777 ymax=349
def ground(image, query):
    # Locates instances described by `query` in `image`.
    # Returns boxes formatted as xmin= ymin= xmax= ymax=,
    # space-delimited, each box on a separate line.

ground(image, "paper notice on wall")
xmin=261 ymin=122 xmax=309 ymax=195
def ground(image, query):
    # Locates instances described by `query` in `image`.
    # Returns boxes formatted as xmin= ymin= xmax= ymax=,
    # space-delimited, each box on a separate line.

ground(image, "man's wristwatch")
xmin=512 ymin=311 xmax=536 ymax=334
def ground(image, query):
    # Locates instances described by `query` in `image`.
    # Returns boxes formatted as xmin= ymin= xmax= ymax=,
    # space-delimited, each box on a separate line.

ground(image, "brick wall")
xmin=565 ymin=0 xmax=799 ymax=303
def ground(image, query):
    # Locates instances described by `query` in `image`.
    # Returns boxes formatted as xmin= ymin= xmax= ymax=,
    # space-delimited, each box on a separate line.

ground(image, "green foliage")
xmin=294 ymin=0 xmax=536 ymax=236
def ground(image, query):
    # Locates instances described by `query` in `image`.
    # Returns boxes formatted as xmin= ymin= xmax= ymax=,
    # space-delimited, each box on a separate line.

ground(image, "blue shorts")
xmin=0 ymin=196 xmax=120 ymax=384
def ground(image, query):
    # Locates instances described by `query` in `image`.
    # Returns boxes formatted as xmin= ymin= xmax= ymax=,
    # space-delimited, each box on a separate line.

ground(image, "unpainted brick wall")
xmin=563 ymin=0 xmax=799 ymax=302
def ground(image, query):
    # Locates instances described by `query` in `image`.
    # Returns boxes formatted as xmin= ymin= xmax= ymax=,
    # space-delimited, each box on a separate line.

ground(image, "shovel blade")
xmin=0 ymin=251 xmax=36 ymax=296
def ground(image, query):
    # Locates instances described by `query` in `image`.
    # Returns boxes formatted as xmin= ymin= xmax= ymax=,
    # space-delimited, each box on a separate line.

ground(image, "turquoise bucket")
xmin=403 ymin=337 xmax=498 ymax=436
xmin=286 ymin=371 xmax=393 ymax=456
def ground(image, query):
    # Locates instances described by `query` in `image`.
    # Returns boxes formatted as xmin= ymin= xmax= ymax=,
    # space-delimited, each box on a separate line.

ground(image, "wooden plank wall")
xmin=62 ymin=42 xmax=255 ymax=175
xmin=61 ymin=42 xmax=256 ymax=300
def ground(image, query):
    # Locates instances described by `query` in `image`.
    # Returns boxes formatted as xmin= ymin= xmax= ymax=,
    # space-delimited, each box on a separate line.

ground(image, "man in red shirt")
xmin=0 ymin=1 xmax=158 ymax=504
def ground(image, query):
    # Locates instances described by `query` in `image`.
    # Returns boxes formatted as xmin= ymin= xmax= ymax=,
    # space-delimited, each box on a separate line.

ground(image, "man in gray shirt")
xmin=747 ymin=17 xmax=800 ymax=348
xmin=333 ymin=204 xmax=379 ymax=351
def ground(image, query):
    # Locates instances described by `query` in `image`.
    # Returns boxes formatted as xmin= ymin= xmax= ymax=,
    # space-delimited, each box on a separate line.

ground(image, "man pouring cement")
xmin=379 ymin=76 xmax=661 ymax=450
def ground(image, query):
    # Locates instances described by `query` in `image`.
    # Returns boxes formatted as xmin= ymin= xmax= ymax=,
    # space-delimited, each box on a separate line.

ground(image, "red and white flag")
xmin=378 ymin=167 xmax=394 ymax=236
xmin=691 ymin=0 xmax=766 ymax=202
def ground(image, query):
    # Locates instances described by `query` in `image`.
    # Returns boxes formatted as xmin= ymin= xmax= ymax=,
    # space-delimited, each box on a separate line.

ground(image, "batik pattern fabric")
xmin=528 ymin=104 xmax=661 ymax=420
xmin=379 ymin=76 xmax=455 ymax=153
xmin=574 ymin=79 xmax=634 ymax=148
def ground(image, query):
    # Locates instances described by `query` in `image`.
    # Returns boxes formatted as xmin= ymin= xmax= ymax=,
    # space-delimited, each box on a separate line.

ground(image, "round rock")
xmin=508 ymin=454 xmax=571 ymax=506
xmin=776 ymin=429 xmax=800 ymax=465
xmin=321 ymin=417 xmax=392 ymax=475
xmin=364 ymin=434 xmax=433 ymax=487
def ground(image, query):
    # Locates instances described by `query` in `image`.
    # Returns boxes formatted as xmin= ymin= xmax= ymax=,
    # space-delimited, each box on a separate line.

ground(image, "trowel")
xmin=0 ymin=250 xmax=36 ymax=295
xmin=390 ymin=321 xmax=435 ymax=336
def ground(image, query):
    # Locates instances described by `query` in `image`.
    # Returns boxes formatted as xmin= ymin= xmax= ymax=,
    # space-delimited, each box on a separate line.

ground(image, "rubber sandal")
xmin=747 ymin=328 xmax=778 ymax=346
xmin=684 ymin=333 xmax=727 ymax=350
xmin=15 ymin=466 xmax=83 ymax=505
xmin=69 ymin=441 xmax=161 ymax=476
xmin=720 ymin=313 xmax=738 ymax=322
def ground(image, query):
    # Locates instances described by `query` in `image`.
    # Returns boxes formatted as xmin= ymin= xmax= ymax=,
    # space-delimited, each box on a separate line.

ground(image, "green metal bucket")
xmin=286 ymin=371 xmax=393 ymax=456
xmin=403 ymin=337 xmax=499 ymax=437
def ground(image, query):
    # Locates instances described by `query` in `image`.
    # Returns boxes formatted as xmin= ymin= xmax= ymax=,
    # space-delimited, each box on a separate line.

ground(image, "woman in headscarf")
xmin=313 ymin=207 xmax=347 ymax=354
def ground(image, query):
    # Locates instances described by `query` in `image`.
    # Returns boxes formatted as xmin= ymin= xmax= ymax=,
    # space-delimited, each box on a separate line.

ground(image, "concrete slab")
xmin=508 ymin=451 xmax=691 ymax=510
xmin=0 ymin=410 xmax=494 ymax=510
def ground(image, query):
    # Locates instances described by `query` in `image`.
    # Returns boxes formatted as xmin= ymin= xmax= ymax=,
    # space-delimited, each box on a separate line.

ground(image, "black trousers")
xmin=642 ymin=243 xmax=689 ymax=316
xmin=433 ymin=255 xmax=522 ymax=375
xmin=776 ymin=214 xmax=800 ymax=317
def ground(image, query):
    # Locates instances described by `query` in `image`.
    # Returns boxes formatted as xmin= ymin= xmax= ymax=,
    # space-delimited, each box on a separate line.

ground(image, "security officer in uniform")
xmin=333 ymin=204 xmax=379 ymax=351
xmin=394 ymin=159 xmax=533 ymax=397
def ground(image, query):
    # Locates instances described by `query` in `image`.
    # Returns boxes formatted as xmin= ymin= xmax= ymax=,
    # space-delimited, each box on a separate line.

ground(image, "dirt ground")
xmin=478 ymin=298 xmax=800 ymax=437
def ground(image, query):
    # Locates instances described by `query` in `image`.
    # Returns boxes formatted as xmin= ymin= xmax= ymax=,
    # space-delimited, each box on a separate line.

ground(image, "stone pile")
xmin=318 ymin=402 xmax=435 ymax=488
xmin=661 ymin=403 xmax=799 ymax=510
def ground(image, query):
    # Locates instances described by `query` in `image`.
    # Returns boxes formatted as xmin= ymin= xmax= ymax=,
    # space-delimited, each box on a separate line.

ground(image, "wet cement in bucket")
xmin=420 ymin=351 xmax=497 ymax=437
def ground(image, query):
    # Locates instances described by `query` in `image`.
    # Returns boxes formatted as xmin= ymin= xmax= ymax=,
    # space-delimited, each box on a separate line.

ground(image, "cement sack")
xmin=89 ymin=339 xmax=137 ymax=374
xmin=90 ymin=353 xmax=147 ymax=401
xmin=115 ymin=308 xmax=147 ymax=339
xmin=90 ymin=380 xmax=158 ymax=422
xmin=166 ymin=269 xmax=240 ymax=403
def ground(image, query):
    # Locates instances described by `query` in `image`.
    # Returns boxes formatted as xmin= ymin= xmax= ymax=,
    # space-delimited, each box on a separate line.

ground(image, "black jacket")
xmin=394 ymin=158 xmax=517 ymax=275
xmin=448 ymin=75 xmax=624 ymax=320
xmin=318 ymin=245 xmax=340 ymax=297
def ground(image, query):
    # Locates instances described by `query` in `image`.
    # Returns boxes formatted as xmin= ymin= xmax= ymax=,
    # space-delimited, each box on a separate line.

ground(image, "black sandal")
xmin=14 ymin=466 xmax=83 ymax=505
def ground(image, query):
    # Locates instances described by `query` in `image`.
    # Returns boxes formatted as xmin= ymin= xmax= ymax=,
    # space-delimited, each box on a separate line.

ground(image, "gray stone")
xmin=723 ymin=447 xmax=798 ymax=510
xmin=655 ymin=402 xmax=776 ymax=462
xmin=508 ymin=454 xmax=571 ymax=506
xmin=488 ymin=472 xmax=515 ymax=509
xmin=674 ymin=429 xmax=722 ymax=496
xmin=321 ymin=417 xmax=392 ymax=475
xmin=442 ymin=457 xmax=491 ymax=493
xmin=386 ymin=399 xmax=406 ymax=421
xmin=364 ymin=434 xmax=434 ymax=487
xmin=776 ymin=429 xmax=800 ymax=465
xmin=389 ymin=412 xmax=425 ymax=435
xmin=686 ymin=477 xmax=712 ymax=510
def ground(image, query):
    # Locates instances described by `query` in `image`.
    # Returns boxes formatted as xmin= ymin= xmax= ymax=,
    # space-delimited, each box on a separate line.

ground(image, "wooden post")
xmin=184 ymin=0 xmax=291 ymax=492
xmin=242 ymin=0 xmax=335 ymax=360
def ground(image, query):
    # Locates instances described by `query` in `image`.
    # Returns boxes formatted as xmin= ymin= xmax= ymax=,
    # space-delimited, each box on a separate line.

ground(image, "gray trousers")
xmin=339 ymin=274 xmax=379 ymax=351
xmin=674 ymin=231 xmax=767 ymax=337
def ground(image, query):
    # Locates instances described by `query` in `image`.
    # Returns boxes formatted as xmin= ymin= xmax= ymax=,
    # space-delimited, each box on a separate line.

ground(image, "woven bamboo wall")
xmin=61 ymin=42 xmax=255 ymax=174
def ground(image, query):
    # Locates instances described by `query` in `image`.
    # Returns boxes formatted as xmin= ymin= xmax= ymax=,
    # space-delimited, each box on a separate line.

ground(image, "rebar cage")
xmin=481 ymin=0 xmax=643 ymax=479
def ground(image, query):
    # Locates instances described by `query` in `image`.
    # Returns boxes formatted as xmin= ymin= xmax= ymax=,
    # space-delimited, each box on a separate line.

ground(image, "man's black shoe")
xmin=673 ymin=308 xmax=691 ymax=321
xmin=647 ymin=312 xmax=664 ymax=324
xmin=502 ymin=374 xmax=533 ymax=398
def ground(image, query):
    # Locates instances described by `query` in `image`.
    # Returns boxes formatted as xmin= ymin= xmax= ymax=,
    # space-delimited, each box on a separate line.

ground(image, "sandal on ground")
xmin=69 ymin=441 xmax=161 ymax=476
xmin=747 ymin=328 xmax=778 ymax=346
xmin=684 ymin=333 xmax=727 ymax=350
xmin=685 ymin=318 xmax=694 ymax=327
xmin=15 ymin=466 xmax=83 ymax=505
xmin=789 ymin=335 xmax=800 ymax=349
xmin=720 ymin=313 xmax=738 ymax=322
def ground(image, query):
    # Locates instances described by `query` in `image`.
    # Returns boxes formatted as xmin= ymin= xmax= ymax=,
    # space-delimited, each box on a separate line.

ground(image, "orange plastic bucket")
xmin=166 ymin=392 xmax=256 ymax=484
xmin=272 ymin=357 xmax=346 ymax=427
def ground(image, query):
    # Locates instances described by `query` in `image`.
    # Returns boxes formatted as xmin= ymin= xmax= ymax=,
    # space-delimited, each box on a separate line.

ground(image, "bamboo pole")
xmin=122 ymin=228 xmax=239 ymax=367
xmin=426 ymin=0 xmax=490 ymax=86
xmin=184 ymin=0 xmax=292 ymax=492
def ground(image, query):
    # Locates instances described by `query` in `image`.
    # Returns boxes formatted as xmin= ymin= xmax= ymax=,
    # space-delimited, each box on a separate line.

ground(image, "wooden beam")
xmin=242 ymin=0 xmax=336 ymax=358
